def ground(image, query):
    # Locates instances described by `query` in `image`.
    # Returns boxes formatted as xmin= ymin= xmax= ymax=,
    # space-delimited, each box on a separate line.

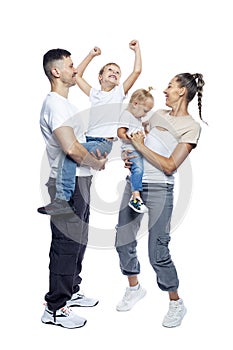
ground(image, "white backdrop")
xmin=1 ymin=0 xmax=232 ymax=349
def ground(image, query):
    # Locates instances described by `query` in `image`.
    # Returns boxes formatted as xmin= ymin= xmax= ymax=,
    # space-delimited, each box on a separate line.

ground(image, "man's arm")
xmin=54 ymin=126 xmax=107 ymax=170
xmin=76 ymin=47 xmax=101 ymax=96
xmin=123 ymin=40 xmax=142 ymax=95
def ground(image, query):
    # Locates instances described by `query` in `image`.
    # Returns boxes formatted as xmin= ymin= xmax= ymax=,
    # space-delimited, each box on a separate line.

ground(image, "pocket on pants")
xmin=156 ymin=238 xmax=171 ymax=263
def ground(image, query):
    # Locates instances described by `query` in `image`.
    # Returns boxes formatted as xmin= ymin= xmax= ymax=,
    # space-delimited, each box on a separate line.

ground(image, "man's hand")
xmin=90 ymin=148 xmax=108 ymax=171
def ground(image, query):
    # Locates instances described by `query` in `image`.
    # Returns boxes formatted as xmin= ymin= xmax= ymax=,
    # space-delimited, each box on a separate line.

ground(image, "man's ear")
xmin=51 ymin=67 xmax=60 ymax=78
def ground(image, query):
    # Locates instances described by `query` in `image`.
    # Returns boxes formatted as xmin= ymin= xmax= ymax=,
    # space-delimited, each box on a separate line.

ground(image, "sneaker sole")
xmin=41 ymin=319 xmax=87 ymax=329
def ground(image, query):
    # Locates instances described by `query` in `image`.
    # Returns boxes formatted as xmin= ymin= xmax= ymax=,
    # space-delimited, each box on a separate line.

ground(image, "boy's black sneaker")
xmin=37 ymin=198 xmax=76 ymax=215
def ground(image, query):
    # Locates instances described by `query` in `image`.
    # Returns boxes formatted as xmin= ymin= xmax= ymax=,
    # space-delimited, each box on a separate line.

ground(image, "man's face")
xmin=56 ymin=56 xmax=77 ymax=87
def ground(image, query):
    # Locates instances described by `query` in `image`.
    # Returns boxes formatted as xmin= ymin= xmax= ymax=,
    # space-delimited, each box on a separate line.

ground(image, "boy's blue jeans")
xmin=56 ymin=137 xmax=113 ymax=201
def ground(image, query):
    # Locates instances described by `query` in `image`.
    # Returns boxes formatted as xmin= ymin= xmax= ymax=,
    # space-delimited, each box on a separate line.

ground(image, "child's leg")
xmin=56 ymin=138 xmax=112 ymax=201
xmin=128 ymin=150 xmax=148 ymax=213
xmin=129 ymin=150 xmax=144 ymax=199
xmin=37 ymin=138 xmax=113 ymax=215
xmin=56 ymin=154 xmax=77 ymax=201
xmin=84 ymin=136 xmax=113 ymax=156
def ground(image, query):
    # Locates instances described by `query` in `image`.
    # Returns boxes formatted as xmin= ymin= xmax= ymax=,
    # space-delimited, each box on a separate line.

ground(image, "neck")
xmin=170 ymin=100 xmax=189 ymax=117
xmin=51 ymin=81 xmax=69 ymax=99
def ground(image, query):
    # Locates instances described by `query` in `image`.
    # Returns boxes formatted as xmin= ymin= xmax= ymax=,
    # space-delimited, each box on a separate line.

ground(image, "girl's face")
xmin=163 ymin=77 xmax=185 ymax=107
xmin=99 ymin=64 xmax=121 ymax=86
xmin=131 ymin=97 xmax=154 ymax=118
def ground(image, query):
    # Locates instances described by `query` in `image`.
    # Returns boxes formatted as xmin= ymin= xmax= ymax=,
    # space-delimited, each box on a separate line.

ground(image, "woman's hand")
xmin=121 ymin=150 xmax=136 ymax=170
xmin=128 ymin=131 xmax=145 ymax=150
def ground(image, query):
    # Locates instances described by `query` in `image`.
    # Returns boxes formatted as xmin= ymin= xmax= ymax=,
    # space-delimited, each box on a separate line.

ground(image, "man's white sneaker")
xmin=66 ymin=292 xmax=99 ymax=307
xmin=116 ymin=285 xmax=146 ymax=311
xmin=41 ymin=305 xmax=87 ymax=329
xmin=162 ymin=299 xmax=187 ymax=328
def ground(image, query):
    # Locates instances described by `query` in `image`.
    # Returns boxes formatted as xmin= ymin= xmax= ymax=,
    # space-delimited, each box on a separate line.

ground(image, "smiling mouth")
xmin=109 ymin=75 xmax=117 ymax=80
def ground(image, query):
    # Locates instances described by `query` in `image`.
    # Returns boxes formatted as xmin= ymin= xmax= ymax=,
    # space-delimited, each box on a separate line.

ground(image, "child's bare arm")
xmin=123 ymin=40 xmax=142 ymax=95
xmin=117 ymin=127 xmax=131 ymax=143
xmin=76 ymin=47 xmax=101 ymax=96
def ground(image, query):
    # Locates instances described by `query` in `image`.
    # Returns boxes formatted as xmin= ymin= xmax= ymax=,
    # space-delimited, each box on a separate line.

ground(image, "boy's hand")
xmin=90 ymin=46 xmax=101 ymax=57
xmin=129 ymin=40 xmax=139 ymax=51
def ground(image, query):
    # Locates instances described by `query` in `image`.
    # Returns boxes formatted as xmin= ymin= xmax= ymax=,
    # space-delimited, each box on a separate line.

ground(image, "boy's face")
xmin=99 ymin=64 xmax=121 ymax=86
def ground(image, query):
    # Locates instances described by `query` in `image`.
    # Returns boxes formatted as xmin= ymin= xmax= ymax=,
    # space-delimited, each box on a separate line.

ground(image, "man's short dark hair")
xmin=43 ymin=48 xmax=71 ymax=81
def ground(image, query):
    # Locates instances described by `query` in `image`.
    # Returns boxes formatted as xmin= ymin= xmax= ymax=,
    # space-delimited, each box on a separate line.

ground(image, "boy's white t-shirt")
xmin=87 ymin=84 xmax=126 ymax=138
xmin=118 ymin=109 xmax=144 ymax=151
xmin=40 ymin=92 xmax=91 ymax=178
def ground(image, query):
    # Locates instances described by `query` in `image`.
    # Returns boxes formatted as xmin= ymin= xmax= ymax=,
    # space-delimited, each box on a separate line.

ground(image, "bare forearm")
xmin=67 ymin=141 xmax=101 ymax=169
xmin=76 ymin=54 xmax=94 ymax=77
xmin=135 ymin=143 xmax=174 ymax=174
xmin=134 ymin=142 xmax=192 ymax=175
xmin=54 ymin=126 xmax=105 ymax=170
xmin=77 ymin=47 xmax=101 ymax=77
xmin=133 ymin=47 xmax=142 ymax=75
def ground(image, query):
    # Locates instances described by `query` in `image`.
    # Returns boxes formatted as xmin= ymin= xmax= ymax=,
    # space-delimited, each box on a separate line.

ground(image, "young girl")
xmin=117 ymin=88 xmax=154 ymax=213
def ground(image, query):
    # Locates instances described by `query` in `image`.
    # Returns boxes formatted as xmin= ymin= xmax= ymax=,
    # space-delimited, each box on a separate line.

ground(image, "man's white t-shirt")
xmin=40 ymin=92 xmax=91 ymax=178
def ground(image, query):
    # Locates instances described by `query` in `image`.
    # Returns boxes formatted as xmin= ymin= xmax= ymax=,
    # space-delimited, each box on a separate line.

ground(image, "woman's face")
xmin=163 ymin=77 xmax=184 ymax=107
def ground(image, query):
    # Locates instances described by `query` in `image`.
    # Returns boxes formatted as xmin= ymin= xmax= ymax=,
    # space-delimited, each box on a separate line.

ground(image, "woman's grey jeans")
xmin=115 ymin=177 xmax=179 ymax=292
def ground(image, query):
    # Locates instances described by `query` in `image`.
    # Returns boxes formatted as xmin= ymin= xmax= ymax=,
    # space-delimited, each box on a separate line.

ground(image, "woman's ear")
xmin=178 ymin=86 xmax=186 ymax=97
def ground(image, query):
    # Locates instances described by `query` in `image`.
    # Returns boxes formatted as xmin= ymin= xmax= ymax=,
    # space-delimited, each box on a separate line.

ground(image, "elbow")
xmin=135 ymin=68 xmax=142 ymax=76
xmin=163 ymin=161 xmax=177 ymax=175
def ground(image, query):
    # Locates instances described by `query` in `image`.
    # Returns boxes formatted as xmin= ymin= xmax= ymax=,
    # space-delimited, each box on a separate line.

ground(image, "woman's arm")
xmin=129 ymin=131 xmax=193 ymax=175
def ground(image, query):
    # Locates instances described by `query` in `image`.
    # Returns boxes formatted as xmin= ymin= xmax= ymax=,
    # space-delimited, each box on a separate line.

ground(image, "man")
xmin=39 ymin=48 xmax=107 ymax=328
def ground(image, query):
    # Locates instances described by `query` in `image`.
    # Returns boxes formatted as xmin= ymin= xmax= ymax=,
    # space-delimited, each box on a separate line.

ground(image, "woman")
xmin=115 ymin=73 xmax=205 ymax=328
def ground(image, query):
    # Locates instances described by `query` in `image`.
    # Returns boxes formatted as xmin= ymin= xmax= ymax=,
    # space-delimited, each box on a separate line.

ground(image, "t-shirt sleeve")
xmin=179 ymin=123 xmax=201 ymax=146
xmin=47 ymin=99 xmax=72 ymax=132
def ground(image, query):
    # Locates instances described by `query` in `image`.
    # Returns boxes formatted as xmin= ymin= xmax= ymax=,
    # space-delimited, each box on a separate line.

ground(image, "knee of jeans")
xmin=149 ymin=237 xmax=171 ymax=265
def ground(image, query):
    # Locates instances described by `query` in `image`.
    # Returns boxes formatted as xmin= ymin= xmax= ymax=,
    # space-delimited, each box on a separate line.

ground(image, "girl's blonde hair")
xmin=129 ymin=87 xmax=154 ymax=103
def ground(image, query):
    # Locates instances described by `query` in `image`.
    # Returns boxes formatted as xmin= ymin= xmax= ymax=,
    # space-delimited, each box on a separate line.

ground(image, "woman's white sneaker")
xmin=116 ymin=285 xmax=146 ymax=311
xmin=162 ymin=299 xmax=187 ymax=328
xmin=41 ymin=305 xmax=87 ymax=329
